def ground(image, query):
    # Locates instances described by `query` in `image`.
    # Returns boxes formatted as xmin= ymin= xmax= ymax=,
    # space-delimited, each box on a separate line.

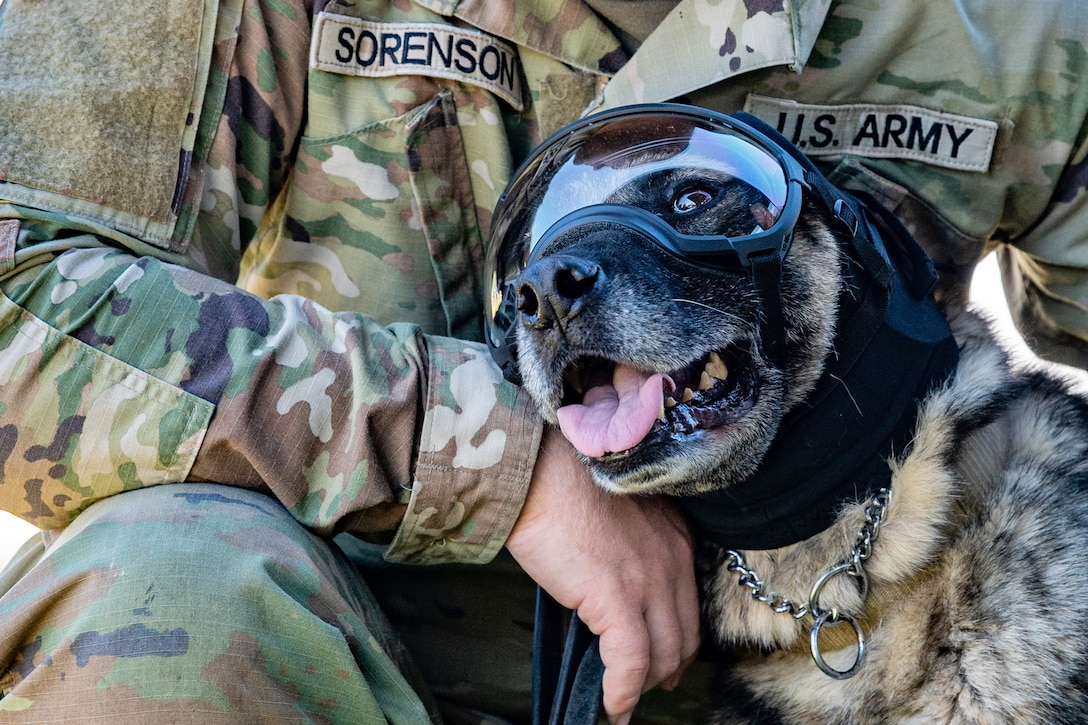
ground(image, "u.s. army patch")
xmin=745 ymin=95 xmax=999 ymax=173
xmin=311 ymin=12 xmax=524 ymax=111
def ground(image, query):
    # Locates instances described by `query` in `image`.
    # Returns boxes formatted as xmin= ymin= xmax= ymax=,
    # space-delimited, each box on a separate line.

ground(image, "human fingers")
xmin=662 ymin=504 xmax=703 ymax=687
xmin=594 ymin=610 xmax=650 ymax=725
xmin=575 ymin=498 xmax=699 ymax=719
xmin=508 ymin=431 xmax=700 ymax=718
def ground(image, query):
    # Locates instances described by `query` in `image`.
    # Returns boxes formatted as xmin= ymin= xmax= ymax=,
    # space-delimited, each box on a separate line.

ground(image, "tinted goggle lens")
xmin=525 ymin=124 xmax=789 ymax=252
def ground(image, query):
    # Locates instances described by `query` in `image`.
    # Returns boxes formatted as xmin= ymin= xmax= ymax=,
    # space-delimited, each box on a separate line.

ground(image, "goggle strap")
xmin=800 ymin=168 xmax=896 ymax=291
xmin=802 ymin=168 xmax=867 ymax=238
xmin=853 ymin=191 xmax=940 ymax=301
xmin=749 ymin=249 xmax=786 ymax=365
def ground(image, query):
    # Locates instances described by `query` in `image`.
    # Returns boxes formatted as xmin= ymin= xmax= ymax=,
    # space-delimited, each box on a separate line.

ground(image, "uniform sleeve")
xmin=0 ymin=244 xmax=540 ymax=565
xmin=998 ymin=130 xmax=1088 ymax=369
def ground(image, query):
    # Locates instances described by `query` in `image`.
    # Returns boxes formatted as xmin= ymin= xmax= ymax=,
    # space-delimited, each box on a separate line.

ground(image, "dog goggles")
xmin=484 ymin=104 xmax=807 ymax=373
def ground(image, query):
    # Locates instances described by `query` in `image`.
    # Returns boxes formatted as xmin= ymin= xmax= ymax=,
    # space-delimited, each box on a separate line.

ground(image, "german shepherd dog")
xmin=500 ymin=109 xmax=1088 ymax=723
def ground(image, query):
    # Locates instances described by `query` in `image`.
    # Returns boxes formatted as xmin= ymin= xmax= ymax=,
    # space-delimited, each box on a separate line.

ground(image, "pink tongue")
xmin=556 ymin=365 xmax=665 ymax=458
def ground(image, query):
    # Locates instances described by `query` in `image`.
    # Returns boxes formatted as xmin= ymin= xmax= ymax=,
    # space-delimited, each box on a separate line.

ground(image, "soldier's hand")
xmin=505 ymin=427 xmax=701 ymax=725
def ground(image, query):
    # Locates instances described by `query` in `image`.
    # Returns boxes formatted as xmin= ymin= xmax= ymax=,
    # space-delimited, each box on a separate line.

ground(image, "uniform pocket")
xmin=246 ymin=89 xmax=488 ymax=341
xmin=0 ymin=285 xmax=212 ymax=529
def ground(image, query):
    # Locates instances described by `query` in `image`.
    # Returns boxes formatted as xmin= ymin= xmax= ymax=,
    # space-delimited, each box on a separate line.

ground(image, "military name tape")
xmin=745 ymin=95 xmax=998 ymax=173
xmin=311 ymin=13 xmax=524 ymax=111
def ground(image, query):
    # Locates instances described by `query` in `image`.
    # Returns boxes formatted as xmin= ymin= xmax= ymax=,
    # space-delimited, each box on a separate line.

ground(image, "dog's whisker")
xmin=671 ymin=298 xmax=746 ymax=324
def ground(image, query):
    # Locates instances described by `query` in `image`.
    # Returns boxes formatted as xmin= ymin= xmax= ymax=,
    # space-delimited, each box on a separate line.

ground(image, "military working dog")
xmin=485 ymin=105 xmax=1088 ymax=723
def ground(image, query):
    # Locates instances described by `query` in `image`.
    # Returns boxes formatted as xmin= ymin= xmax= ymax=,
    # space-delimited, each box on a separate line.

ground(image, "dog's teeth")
xmin=706 ymin=352 xmax=728 ymax=380
xmin=665 ymin=396 xmax=678 ymax=408
xmin=699 ymin=371 xmax=713 ymax=391
xmin=657 ymin=398 xmax=667 ymax=421
xmin=564 ymin=369 xmax=583 ymax=394
xmin=681 ymin=388 xmax=695 ymax=403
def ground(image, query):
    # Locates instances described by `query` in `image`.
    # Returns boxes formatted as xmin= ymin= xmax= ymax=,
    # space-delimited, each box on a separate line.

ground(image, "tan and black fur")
xmin=512 ymin=160 xmax=1088 ymax=722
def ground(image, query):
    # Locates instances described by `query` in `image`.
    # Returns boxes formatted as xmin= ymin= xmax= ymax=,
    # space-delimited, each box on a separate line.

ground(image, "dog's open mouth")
xmin=555 ymin=348 xmax=756 ymax=460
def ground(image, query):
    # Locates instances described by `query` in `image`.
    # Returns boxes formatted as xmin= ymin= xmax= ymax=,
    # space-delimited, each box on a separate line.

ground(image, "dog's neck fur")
xmin=679 ymin=208 xmax=961 ymax=550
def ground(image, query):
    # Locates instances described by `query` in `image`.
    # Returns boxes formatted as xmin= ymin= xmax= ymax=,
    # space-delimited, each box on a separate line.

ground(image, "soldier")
xmin=0 ymin=1 xmax=698 ymax=723
xmin=2 ymin=0 xmax=1087 ymax=723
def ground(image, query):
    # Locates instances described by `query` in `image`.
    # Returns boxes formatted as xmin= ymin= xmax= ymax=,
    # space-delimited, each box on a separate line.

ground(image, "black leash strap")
xmin=532 ymin=587 xmax=605 ymax=725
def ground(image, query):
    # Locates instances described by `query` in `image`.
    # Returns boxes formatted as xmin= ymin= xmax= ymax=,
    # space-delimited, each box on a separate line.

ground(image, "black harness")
xmin=532 ymin=113 xmax=961 ymax=721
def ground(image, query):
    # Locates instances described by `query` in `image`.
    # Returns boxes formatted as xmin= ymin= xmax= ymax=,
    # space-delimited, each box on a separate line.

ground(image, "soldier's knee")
xmin=0 ymin=485 xmax=432 ymax=722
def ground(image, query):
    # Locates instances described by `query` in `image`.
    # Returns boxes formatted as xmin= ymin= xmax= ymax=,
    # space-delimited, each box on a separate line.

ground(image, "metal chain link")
xmin=724 ymin=551 xmax=811 ymax=619
xmin=724 ymin=487 xmax=891 ymax=679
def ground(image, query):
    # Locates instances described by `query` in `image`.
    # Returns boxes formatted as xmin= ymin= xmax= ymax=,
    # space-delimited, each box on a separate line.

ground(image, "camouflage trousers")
xmin=0 ymin=485 xmax=710 ymax=724
xmin=0 ymin=484 xmax=444 ymax=724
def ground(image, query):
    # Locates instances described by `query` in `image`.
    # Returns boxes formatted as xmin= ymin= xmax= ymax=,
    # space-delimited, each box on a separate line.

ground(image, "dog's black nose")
xmin=517 ymin=255 xmax=601 ymax=329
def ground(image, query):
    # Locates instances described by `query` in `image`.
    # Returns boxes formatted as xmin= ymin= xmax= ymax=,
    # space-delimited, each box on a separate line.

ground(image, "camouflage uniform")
xmin=0 ymin=0 xmax=540 ymax=721
xmin=1 ymin=0 xmax=1088 ymax=722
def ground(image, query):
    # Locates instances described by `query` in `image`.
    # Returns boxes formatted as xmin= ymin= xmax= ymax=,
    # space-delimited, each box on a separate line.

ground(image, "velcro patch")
xmin=745 ymin=95 xmax=999 ymax=173
xmin=311 ymin=13 xmax=524 ymax=111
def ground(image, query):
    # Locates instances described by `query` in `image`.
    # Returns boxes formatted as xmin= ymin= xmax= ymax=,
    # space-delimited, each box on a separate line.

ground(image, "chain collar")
xmin=724 ymin=487 xmax=892 ymax=679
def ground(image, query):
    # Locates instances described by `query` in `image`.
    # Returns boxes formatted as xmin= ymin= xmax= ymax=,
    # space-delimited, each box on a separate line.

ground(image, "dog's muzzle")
xmin=483 ymin=104 xmax=808 ymax=382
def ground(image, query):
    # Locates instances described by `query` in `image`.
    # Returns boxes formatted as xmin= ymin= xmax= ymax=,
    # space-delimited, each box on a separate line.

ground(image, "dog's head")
xmin=484 ymin=107 xmax=858 ymax=497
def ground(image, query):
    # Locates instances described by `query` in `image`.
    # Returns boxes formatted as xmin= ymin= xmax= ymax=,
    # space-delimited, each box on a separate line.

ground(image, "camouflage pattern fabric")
xmin=0 ymin=484 xmax=438 ymax=723
xmin=238 ymin=0 xmax=1088 ymax=361
xmin=2 ymin=0 xmax=1088 ymax=721
xmin=0 ymin=0 xmax=542 ymax=720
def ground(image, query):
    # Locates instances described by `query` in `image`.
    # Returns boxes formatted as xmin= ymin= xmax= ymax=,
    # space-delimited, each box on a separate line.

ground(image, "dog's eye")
xmin=673 ymin=187 xmax=714 ymax=213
